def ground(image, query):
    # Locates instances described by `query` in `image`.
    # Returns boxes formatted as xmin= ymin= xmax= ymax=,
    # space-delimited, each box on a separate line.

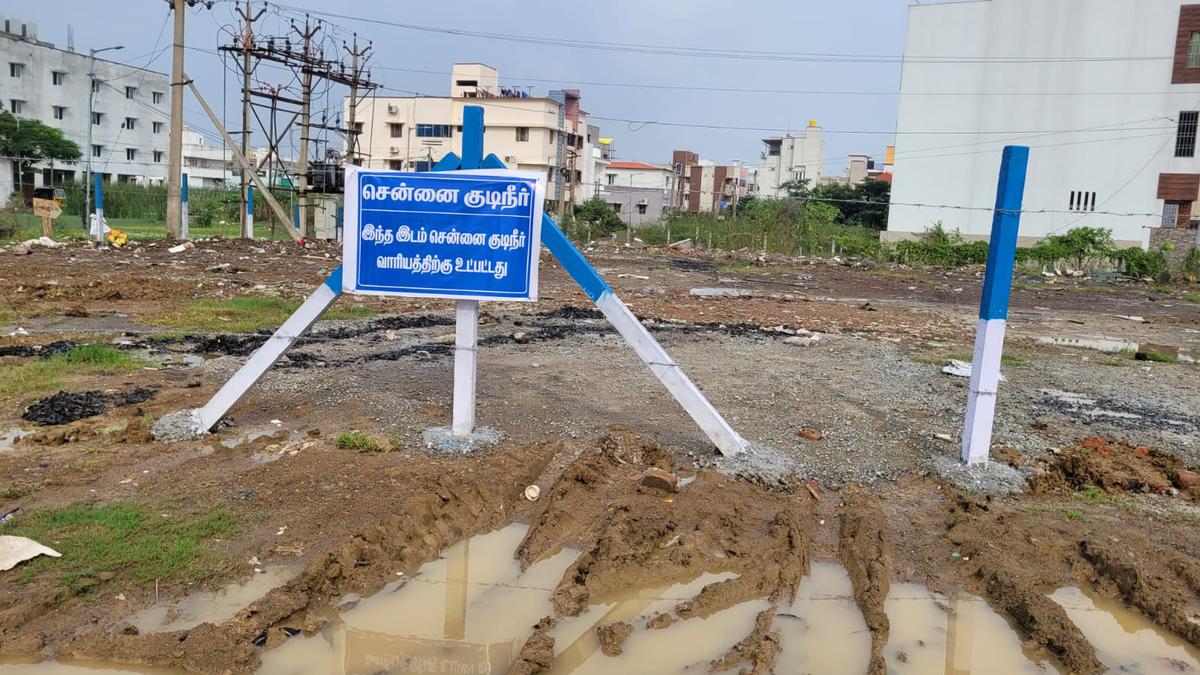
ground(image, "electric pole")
xmin=165 ymin=0 xmax=187 ymax=238
xmin=236 ymin=0 xmax=264 ymax=239
xmin=343 ymin=34 xmax=371 ymax=166
xmin=293 ymin=17 xmax=319 ymax=239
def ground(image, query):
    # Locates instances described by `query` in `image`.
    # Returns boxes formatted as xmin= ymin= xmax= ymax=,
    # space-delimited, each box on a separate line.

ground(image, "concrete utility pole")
xmin=236 ymin=0 xmax=264 ymax=239
xmin=85 ymin=44 xmax=123 ymax=238
xmin=293 ymin=17 xmax=319 ymax=239
xmin=165 ymin=0 xmax=187 ymax=238
xmin=344 ymin=35 xmax=370 ymax=165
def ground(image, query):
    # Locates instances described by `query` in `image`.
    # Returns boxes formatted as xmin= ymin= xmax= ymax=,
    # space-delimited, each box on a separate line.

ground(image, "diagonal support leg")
xmin=191 ymin=268 xmax=344 ymax=433
xmin=540 ymin=215 xmax=747 ymax=456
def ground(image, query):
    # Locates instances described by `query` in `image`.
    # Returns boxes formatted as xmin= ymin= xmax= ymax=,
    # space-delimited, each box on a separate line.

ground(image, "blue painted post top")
xmin=978 ymin=146 xmax=1029 ymax=321
xmin=93 ymin=173 xmax=104 ymax=210
xmin=181 ymin=173 xmax=189 ymax=201
xmin=247 ymin=185 xmax=255 ymax=216
xmin=461 ymin=106 xmax=484 ymax=170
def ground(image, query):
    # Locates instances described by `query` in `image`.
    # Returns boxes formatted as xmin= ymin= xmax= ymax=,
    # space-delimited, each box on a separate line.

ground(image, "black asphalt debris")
xmin=22 ymin=387 xmax=158 ymax=426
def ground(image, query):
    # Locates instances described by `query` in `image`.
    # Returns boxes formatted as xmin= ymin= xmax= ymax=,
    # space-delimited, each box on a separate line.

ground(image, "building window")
xmin=609 ymin=202 xmax=623 ymax=213
xmin=52 ymin=71 xmax=65 ymax=86
xmin=606 ymin=174 xmax=616 ymax=185
xmin=388 ymin=122 xmax=403 ymax=138
xmin=152 ymin=91 xmax=163 ymax=104
xmin=152 ymin=121 xmax=163 ymax=133
xmin=415 ymin=123 xmax=451 ymax=138
xmin=8 ymin=62 xmax=23 ymax=78
xmin=125 ymin=86 xmax=137 ymax=100
xmin=92 ymin=144 xmax=103 ymax=158
xmin=1068 ymin=190 xmax=1097 ymax=212
xmin=52 ymin=105 xmax=65 ymax=120
xmin=1163 ymin=200 xmax=1182 ymax=228
xmin=126 ymin=148 xmax=137 ymax=161
xmin=153 ymin=150 xmax=163 ymax=163
xmin=1177 ymin=111 xmax=1199 ymax=157
xmin=1190 ymin=33 xmax=1200 ymax=68
xmin=123 ymin=117 xmax=137 ymax=130
xmin=8 ymin=99 xmax=23 ymax=114
xmin=413 ymin=160 xmax=434 ymax=172
xmin=388 ymin=159 xmax=403 ymax=170
xmin=516 ymin=126 xmax=529 ymax=142
xmin=92 ymin=112 xmax=103 ymax=125
xmin=637 ymin=203 xmax=647 ymax=215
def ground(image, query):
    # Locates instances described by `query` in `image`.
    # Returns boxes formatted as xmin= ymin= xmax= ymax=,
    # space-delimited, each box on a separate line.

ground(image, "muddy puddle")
xmin=1052 ymin=586 xmax=1200 ymax=674
xmin=775 ymin=561 xmax=871 ymax=673
xmin=126 ymin=567 xmax=298 ymax=634
xmin=0 ymin=427 xmax=33 ymax=453
xmin=547 ymin=572 xmax=764 ymax=674
xmin=260 ymin=523 xmax=579 ymax=674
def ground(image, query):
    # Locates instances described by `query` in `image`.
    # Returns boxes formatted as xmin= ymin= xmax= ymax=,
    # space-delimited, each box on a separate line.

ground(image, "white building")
xmin=757 ymin=123 xmax=825 ymax=198
xmin=601 ymin=161 xmax=676 ymax=225
xmin=887 ymin=0 xmax=1200 ymax=250
xmin=182 ymin=130 xmax=234 ymax=189
xmin=0 ymin=15 xmax=169 ymax=202
xmin=347 ymin=63 xmax=595 ymax=210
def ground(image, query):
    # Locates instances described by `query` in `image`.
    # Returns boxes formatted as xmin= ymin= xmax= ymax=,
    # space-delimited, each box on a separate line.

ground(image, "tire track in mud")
xmin=510 ymin=428 xmax=811 ymax=674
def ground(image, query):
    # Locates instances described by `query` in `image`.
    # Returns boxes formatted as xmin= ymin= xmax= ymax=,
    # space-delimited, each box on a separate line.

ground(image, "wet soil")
xmin=1 ymin=240 xmax=1199 ymax=673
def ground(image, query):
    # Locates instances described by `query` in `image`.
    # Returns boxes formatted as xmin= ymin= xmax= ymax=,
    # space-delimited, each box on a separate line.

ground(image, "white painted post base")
xmin=962 ymin=318 xmax=1007 ymax=465
xmin=595 ymin=291 xmax=747 ymax=456
xmin=452 ymin=300 xmax=479 ymax=437
xmin=193 ymin=279 xmax=341 ymax=432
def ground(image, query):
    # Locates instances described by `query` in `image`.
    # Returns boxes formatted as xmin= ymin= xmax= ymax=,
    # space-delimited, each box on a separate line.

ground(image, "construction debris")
xmin=0 ymin=535 xmax=62 ymax=571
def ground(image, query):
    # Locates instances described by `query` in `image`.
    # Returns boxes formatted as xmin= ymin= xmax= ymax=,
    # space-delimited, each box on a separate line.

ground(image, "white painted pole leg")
xmin=193 ymin=269 xmax=343 ymax=432
xmin=452 ymin=299 xmax=479 ymax=437
xmin=962 ymin=318 xmax=1006 ymax=464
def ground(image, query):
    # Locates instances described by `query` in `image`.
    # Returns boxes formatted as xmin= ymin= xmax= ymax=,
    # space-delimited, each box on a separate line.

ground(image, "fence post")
xmin=962 ymin=146 xmax=1029 ymax=466
xmin=181 ymin=173 xmax=189 ymax=240
xmin=92 ymin=172 xmax=104 ymax=243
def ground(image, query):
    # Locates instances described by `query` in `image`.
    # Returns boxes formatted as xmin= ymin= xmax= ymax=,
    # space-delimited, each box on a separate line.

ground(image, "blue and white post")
xmin=245 ymin=184 xmax=255 ymax=239
xmin=180 ymin=173 xmax=189 ymax=240
xmin=92 ymin=172 xmax=105 ymax=243
xmin=962 ymin=146 xmax=1029 ymax=465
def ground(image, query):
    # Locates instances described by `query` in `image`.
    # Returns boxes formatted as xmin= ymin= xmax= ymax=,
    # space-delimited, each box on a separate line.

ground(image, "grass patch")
xmin=0 ymin=344 xmax=142 ymax=400
xmin=1184 ymin=294 xmax=1200 ymax=304
xmin=0 ymin=502 xmax=239 ymax=594
xmin=1142 ymin=350 xmax=1179 ymax=364
xmin=149 ymin=296 xmax=375 ymax=333
xmin=1098 ymin=357 xmax=1129 ymax=367
xmin=1063 ymin=508 xmax=1083 ymax=521
xmin=1074 ymin=486 xmax=1112 ymax=504
xmin=335 ymin=431 xmax=383 ymax=452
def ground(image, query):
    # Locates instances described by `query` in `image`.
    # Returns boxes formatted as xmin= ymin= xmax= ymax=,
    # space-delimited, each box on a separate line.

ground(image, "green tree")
xmin=779 ymin=177 xmax=812 ymax=200
xmin=810 ymin=178 xmax=890 ymax=230
xmin=574 ymin=197 xmax=624 ymax=237
xmin=0 ymin=108 xmax=82 ymax=176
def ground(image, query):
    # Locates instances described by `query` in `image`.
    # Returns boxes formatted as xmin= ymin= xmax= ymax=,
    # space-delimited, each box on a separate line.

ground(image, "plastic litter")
xmin=524 ymin=485 xmax=541 ymax=501
xmin=0 ymin=535 xmax=62 ymax=571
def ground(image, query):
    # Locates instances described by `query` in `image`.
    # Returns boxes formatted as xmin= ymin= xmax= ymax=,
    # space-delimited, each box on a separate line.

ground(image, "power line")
xmin=259 ymin=1 xmax=1172 ymax=66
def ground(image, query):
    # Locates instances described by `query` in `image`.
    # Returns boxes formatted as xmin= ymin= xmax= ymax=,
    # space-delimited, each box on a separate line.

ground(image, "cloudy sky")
xmin=9 ymin=0 xmax=913 ymax=174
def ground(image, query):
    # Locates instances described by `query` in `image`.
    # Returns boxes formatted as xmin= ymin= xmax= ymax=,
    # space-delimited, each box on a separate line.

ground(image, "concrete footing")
xmin=421 ymin=426 xmax=502 ymax=454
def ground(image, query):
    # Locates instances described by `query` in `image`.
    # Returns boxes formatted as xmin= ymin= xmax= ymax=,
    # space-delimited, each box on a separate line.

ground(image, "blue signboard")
xmin=342 ymin=168 xmax=546 ymax=301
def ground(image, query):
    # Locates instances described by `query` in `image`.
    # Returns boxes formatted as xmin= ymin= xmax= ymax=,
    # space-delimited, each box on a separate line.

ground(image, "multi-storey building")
xmin=0 ymin=15 xmax=169 ymax=203
xmin=600 ymin=161 xmax=676 ymax=225
xmin=887 ymin=0 xmax=1200 ymax=253
xmin=756 ymin=123 xmax=825 ymax=198
xmin=347 ymin=63 xmax=595 ymax=212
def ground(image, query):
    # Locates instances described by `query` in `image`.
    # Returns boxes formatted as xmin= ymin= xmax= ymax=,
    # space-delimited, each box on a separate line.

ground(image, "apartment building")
xmin=756 ymin=123 xmax=825 ymax=198
xmin=0 ymin=15 xmax=169 ymax=203
xmin=347 ymin=63 xmax=595 ymax=210
xmin=668 ymin=150 xmax=751 ymax=213
xmin=601 ymin=161 xmax=676 ymax=225
xmin=887 ymin=0 xmax=1200 ymax=252
xmin=820 ymin=147 xmax=894 ymax=187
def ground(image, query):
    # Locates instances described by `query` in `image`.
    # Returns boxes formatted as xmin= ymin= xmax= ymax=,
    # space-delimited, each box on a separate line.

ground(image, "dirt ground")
xmin=1 ymin=238 xmax=1199 ymax=673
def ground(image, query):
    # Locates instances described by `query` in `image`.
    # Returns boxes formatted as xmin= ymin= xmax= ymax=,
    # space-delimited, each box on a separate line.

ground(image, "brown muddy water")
xmin=4 ymin=526 xmax=1200 ymax=674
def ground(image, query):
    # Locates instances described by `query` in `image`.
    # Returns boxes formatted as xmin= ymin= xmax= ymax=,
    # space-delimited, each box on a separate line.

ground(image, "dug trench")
xmin=3 ymin=429 xmax=1200 ymax=673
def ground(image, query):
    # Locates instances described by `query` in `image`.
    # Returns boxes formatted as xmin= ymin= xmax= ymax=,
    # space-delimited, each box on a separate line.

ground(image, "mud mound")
xmin=1033 ymin=436 xmax=1197 ymax=498
xmin=1081 ymin=538 xmax=1200 ymax=649
xmin=838 ymin=487 xmax=892 ymax=675
xmin=22 ymin=388 xmax=155 ymax=426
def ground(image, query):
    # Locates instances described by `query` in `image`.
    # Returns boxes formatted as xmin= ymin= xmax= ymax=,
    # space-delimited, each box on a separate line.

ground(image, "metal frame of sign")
xmin=182 ymin=105 xmax=748 ymax=457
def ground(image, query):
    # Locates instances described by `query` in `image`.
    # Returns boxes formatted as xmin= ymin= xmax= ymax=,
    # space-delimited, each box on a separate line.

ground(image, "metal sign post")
xmin=164 ymin=105 xmax=748 ymax=457
xmin=962 ymin=145 xmax=1029 ymax=466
